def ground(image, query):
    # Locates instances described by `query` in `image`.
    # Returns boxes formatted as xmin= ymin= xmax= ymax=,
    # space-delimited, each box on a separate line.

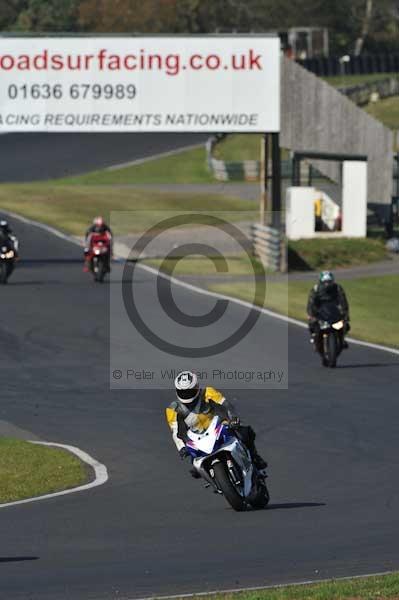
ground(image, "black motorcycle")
xmin=314 ymin=302 xmax=346 ymax=368
xmin=0 ymin=240 xmax=16 ymax=284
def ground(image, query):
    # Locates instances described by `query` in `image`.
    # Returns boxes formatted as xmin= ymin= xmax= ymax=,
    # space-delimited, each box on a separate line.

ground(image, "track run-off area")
xmin=1 ymin=134 xmax=399 ymax=600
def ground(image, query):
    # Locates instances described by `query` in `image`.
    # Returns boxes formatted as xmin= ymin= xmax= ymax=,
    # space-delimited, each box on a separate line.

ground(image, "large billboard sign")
xmin=0 ymin=36 xmax=280 ymax=133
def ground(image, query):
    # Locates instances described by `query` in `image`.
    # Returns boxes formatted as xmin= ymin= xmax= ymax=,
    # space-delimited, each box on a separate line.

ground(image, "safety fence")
xmin=298 ymin=53 xmax=399 ymax=78
xmin=339 ymin=76 xmax=399 ymax=106
xmin=251 ymin=223 xmax=287 ymax=273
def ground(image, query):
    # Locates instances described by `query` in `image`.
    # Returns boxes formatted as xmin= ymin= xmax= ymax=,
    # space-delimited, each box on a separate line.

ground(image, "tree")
xmin=0 ymin=0 xmax=28 ymax=30
xmin=354 ymin=0 xmax=373 ymax=55
xmin=1 ymin=0 xmax=398 ymax=54
xmin=13 ymin=0 xmax=78 ymax=31
xmin=78 ymin=0 xmax=178 ymax=32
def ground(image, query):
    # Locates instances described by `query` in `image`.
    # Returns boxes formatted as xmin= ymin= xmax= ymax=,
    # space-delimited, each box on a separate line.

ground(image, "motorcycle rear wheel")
xmin=249 ymin=481 xmax=270 ymax=509
xmin=213 ymin=461 xmax=246 ymax=512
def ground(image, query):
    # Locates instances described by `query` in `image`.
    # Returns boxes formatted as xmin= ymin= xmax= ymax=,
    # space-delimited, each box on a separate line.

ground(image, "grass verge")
xmin=0 ymin=438 xmax=86 ymax=503
xmin=324 ymin=72 xmax=397 ymax=87
xmin=145 ymin=238 xmax=388 ymax=275
xmin=197 ymin=572 xmax=399 ymax=600
xmin=213 ymin=134 xmax=262 ymax=162
xmin=365 ymin=95 xmax=399 ymax=130
xmin=0 ymin=184 xmax=256 ymax=236
xmin=289 ymin=238 xmax=388 ymax=270
xmin=209 ymin=275 xmax=399 ymax=348
xmin=54 ymin=146 xmax=215 ymax=185
xmin=213 ymin=135 xmax=291 ymax=163
xmin=144 ymin=255 xmax=267 ymax=276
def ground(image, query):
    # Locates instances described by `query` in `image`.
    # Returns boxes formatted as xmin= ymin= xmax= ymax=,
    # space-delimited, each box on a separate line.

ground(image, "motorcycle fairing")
xmin=192 ymin=438 xmax=254 ymax=497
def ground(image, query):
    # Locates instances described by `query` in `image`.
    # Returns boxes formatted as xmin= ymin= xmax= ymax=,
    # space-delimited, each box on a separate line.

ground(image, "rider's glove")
xmin=179 ymin=447 xmax=190 ymax=460
xmin=229 ymin=416 xmax=241 ymax=429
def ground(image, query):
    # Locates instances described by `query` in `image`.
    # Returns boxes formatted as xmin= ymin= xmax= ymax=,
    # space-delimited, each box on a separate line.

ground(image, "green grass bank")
xmin=189 ymin=572 xmax=399 ymax=600
xmin=210 ymin=275 xmax=399 ymax=348
xmin=0 ymin=184 xmax=255 ymax=236
xmin=0 ymin=438 xmax=87 ymax=504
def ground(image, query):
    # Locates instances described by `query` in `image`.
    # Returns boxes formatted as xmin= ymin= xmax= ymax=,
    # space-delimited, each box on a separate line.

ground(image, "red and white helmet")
xmin=175 ymin=371 xmax=200 ymax=404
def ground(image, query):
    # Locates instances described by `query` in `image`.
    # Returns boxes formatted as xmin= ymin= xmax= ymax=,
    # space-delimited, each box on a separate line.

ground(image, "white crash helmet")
xmin=175 ymin=370 xmax=200 ymax=404
xmin=320 ymin=270 xmax=334 ymax=284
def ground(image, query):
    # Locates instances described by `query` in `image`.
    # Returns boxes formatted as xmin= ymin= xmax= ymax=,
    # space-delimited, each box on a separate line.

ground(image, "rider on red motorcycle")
xmin=84 ymin=216 xmax=112 ymax=272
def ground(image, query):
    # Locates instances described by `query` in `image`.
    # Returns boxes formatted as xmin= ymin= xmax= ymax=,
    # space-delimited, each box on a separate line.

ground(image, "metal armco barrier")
xmin=252 ymin=223 xmax=287 ymax=273
xmin=339 ymin=76 xmax=399 ymax=106
xmin=206 ymin=135 xmax=260 ymax=181
xmin=206 ymin=135 xmax=293 ymax=182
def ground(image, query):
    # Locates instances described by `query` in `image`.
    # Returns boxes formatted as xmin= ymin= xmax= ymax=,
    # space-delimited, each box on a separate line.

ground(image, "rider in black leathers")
xmin=307 ymin=271 xmax=350 ymax=347
xmin=0 ymin=219 xmax=19 ymax=257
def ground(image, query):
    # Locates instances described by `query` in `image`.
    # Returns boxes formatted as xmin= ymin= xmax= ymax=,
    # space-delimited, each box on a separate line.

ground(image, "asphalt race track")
xmin=0 ymin=133 xmax=206 ymax=182
xmin=1 ymin=212 xmax=399 ymax=600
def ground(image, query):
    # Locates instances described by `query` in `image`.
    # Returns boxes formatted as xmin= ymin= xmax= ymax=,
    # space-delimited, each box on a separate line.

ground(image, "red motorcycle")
xmin=85 ymin=233 xmax=111 ymax=283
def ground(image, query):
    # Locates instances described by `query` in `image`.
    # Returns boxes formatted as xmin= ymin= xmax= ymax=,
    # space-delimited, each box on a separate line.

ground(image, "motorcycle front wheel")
xmin=92 ymin=257 xmax=106 ymax=283
xmin=322 ymin=332 xmax=337 ymax=368
xmin=212 ymin=461 xmax=246 ymax=512
xmin=0 ymin=261 xmax=8 ymax=284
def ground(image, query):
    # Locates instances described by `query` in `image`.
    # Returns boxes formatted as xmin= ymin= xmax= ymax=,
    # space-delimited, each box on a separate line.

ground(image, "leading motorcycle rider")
xmin=84 ymin=216 xmax=113 ymax=272
xmin=166 ymin=371 xmax=268 ymax=477
xmin=0 ymin=219 xmax=19 ymax=257
xmin=307 ymin=271 xmax=350 ymax=347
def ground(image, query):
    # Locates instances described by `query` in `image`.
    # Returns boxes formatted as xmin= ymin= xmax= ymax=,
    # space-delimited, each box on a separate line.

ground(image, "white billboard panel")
xmin=0 ymin=36 xmax=280 ymax=132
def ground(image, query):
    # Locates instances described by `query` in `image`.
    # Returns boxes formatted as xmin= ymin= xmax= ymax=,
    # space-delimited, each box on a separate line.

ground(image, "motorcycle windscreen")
xmin=317 ymin=302 xmax=343 ymax=323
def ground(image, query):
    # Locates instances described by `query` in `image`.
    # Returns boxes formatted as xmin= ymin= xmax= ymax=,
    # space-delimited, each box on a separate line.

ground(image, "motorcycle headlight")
xmin=332 ymin=320 xmax=344 ymax=330
xmin=5 ymin=250 xmax=14 ymax=259
xmin=94 ymin=249 xmax=101 ymax=255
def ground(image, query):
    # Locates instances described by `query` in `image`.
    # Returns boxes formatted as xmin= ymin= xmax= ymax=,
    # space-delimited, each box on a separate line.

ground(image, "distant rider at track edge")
xmin=307 ymin=271 xmax=350 ymax=348
xmin=0 ymin=219 xmax=19 ymax=257
xmin=84 ymin=216 xmax=112 ymax=272
xmin=166 ymin=371 xmax=268 ymax=478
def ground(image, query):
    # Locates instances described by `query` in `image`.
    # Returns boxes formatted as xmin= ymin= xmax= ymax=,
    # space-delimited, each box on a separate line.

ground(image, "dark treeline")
xmin=1 ymin=0 xmax=399 ymax=54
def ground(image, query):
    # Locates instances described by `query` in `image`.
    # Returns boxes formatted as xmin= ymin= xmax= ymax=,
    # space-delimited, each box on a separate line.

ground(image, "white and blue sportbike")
xmin=186 ymin=416 xmax=270 ymax=511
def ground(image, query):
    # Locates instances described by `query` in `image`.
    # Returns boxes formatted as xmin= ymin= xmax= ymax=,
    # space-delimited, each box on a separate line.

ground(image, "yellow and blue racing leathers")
xmin=165 ymin=387 xmax=266 ymax=469
xmin=166 ymin=387 xmax=233 ymax=452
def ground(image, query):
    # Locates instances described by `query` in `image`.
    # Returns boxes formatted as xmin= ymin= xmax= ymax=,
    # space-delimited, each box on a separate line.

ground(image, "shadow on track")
xmin=5 ymin=281 xmax=65 ymax=286
xmin=7 ymin=280 xmax=119 ymax=286
xmin=267 ymin=502 xmax=326 ymax=511
xmin=337 ymin=363 xmax=399 ymax=369
xmin=19 ymin=259 xmax=82 ymax=265
xmin=0 ymin=557 xmax=39 ymax=563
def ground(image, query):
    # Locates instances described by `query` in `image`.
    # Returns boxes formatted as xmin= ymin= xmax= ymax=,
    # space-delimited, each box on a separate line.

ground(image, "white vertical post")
xmin=342 ymin=161 xmax=368 ymax=237
xmin=286 ymin=187 xmax=316 ymax=240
